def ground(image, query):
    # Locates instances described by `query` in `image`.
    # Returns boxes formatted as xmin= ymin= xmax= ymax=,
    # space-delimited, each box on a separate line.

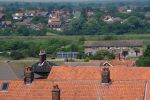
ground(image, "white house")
xmin=84 ymin=40 xmax=143 ymax=58
xmin=12 ymin=13 xmax=24 ymax=20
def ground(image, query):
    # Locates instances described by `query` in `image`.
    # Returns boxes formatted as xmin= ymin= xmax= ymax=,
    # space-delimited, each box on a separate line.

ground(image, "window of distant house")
xmin=1 ymin=82 xmax=9 ymax=92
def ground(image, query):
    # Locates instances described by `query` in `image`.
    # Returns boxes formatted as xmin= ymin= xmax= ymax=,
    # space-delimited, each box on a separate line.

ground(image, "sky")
xmin=0 ymin=0 xmax=144 ymax=2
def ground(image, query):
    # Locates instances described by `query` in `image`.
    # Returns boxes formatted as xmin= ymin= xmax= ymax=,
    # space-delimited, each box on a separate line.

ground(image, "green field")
xmin=0 ymin=34 xmax=149 ymax=67
xmin=1 ymin=34 xmax=150 ymax=44
xmin=1 ymin=34 xmax=150 ymax=39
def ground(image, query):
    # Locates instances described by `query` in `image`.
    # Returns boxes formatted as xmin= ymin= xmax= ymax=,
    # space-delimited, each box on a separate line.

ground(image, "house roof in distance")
xmin=0 ymin=13 xmax=5 ymax=19
xmin=0 ymin=63 xmax=18 ymax=80
xmin=84 ymin=40 xmax=143 ymax=47
xmin=65 ymin=59 xmax=135 ymax=67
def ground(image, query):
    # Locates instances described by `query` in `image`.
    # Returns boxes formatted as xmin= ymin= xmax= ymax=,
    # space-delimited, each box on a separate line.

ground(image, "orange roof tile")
xmin=90 ymin=59 xmax=135 ymax=67
xmin=1 ymin=65 xmax=150 ymax=99
xmin=0 ymin=80 xmax=147 ymax=100
xmin=48 ymin=66 xmax=150 ymax=81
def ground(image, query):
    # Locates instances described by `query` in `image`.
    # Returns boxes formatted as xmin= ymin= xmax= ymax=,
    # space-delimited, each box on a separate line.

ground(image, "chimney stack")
xmin=24 ymin=67 xmax=34 ymax=84
xmin=101 ymin=67 xmax=111 ymax=84
xmin=52 ymin=85 xmax=60 ymax=100
xmin=39 ymin=50 xmax=46 ymax=64
xmin=118 ymin=53 xmax=121 ymax=60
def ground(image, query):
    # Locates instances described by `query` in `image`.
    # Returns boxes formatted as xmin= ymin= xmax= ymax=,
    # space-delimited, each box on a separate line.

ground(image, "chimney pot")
xmin=52 ymin=85 xmax=60 ymax=100
xmin=101 ymin=67 xmax=111 ymax=84
xmin=24 ymin=67 xmax=34 ymax=84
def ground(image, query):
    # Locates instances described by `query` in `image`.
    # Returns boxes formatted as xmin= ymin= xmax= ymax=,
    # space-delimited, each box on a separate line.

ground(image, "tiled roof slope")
xmin=48 ymin=66 xmax=150 ymax=81
xmin=0 ymin=80 xmax=146 ymax=100
xmin=65 ymin=60 xmax=135 ymax=67
xmin=1 ymin=66 xmax=150 ymax=99
xmin=84 ymin=40 xmax=143 ymax=47
xmin=90 ymin=59 xmax=135 ymax=67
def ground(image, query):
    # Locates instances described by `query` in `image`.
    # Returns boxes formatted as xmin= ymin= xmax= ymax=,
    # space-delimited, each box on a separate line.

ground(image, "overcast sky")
xmin=0 ymin=0 xmax=144 ymax=2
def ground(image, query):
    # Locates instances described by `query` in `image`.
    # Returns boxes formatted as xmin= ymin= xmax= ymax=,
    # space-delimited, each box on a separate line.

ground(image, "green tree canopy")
xmin=136 ymin=44 xmax=150 ymax=67
xmin=92 ymin=50 xmax=115 ymax=60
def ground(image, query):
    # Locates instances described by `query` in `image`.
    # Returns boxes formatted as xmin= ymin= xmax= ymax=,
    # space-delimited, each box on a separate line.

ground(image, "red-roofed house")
xmin=0 ymin=6 xmax=5 ymax=12
xmin=0 ymin=65 xmax=150 ymax=99
xmin=0 ymin=13 xmax=5 ymax=19
xmin=1 ymin=56 xmax=150 ymax=100
xmin=1 ymin=21 xmax=12 ymax=28
xmin=12 ymin=13 xmax=24 ymax=20
xmin=24 ymin=10 xmax=36 ymax=17
xmin=48 ymin=17 xmax=62 ymax=31
xmin=2 ymin=21 xmax=12 ymax=25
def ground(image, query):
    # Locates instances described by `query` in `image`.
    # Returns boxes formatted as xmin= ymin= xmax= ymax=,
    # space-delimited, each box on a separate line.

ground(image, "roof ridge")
xmin=143 ymin=81 xmax=148 ymax=100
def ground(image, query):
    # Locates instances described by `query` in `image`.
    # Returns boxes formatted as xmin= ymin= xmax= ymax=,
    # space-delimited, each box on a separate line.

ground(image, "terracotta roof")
xmin=48 ymin=18 xmax=61 ymax=26
xmin=1 ymin=65 xmax=150 ymax=99
xmin=12 ymin=13 xmax=24 ymax=17
xmin=48 ymin=18 xmax=61 ymax=22
xmin=48 ymin=66 xmax=150 ymax=81
xmin=90 ymin=59 xmax=135 ymax=67
xmin=2 ymin=21 xmax=12 ymax=25
xmin=0 ymin=80 xmax=147 ymax=100
xmin=65 ymin=60 xmax=135 ymax=67
xmin=84 ymin=40 xmax=143 ymax=47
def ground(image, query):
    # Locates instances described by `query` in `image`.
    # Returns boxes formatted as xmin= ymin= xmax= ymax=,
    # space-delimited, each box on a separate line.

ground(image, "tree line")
xmin=0 ymin=38 xmax=84 ymax=60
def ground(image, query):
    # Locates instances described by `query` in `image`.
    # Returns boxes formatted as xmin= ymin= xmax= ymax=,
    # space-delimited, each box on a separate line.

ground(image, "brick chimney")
xmin=119 ymin=53 xmax=121 ymax=60
xmin=24 ymin=67 xmax=34 ymax=84
xmin=101 ymin=67 xmax=111 ymax=84
xmin=39 ymin=50 xmax=46 ymax=64
xmin=52 ymin=85 xmax=60 ymax=100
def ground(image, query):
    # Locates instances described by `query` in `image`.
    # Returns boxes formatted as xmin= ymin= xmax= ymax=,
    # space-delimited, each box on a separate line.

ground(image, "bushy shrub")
xmin=84 ymin=57 xmax=90 ymax=62
xmin=93 ymin=50 xmax=115 ymax=60
xmin=10 ymin=51 xmax=26 ymax=60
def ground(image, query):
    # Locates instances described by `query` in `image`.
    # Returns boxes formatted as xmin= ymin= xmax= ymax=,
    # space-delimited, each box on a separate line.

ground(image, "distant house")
xmin=15 ymin=21 xmax=43 ymax=30
xmin=103 ymin=16 xmax=122 ymax=24
xmin=126 ymin=9 xmax=132 ymax=13
xmin=12 ymin=13 xmax=24 ymax=20
xmin=103 ymin=16 xmax=114 ymax=23
xmin=57 ymin=52 xmax=79 ymax=59
xmin=48 ymin=17 xmax=61 ymax=31
xmin=0 ymin=6 xmax=5 ymax=12
xmin=145 ymin=12 xmax=150 ymax=18
xmin=51 ymin=10 xmax=66 ymax=17
xmin=84 ymin=40 xmax=143 ymax=57
xmin=0 ymin=13 xmax=5 ymax=20
xmin=30 ymin=23 xmax=44 ymax=30
xmin=118 ymin=6 xmax=133 ymax=14
xmin=87 ymin=11 xmax=95 ymax=18
xmin=24 ymin=10 xmax=36 ymax=17
xmin=36 ymin=11 xmax=49 ymax=17
xmin=1 ymin=21 xmax=12 ymax=28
